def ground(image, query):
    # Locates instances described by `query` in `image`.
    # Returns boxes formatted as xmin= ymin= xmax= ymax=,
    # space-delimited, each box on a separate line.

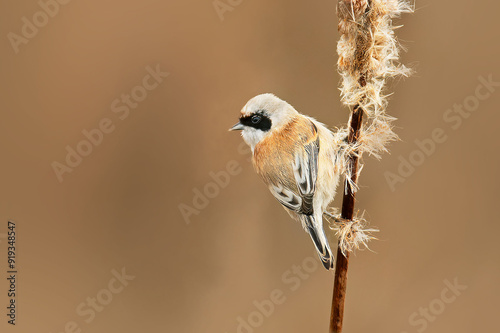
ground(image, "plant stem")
xmin=329 ymin=0 xmax=412 ymax=329
xmin=329 ymin=104 xmax=364 ymax=333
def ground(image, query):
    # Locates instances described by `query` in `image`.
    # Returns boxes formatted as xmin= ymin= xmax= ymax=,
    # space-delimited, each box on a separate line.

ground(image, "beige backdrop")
xmin=1 ymin=0 xmax=499 ymax=332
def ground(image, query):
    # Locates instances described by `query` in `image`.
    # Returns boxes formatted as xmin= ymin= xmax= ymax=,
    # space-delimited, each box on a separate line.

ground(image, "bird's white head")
xmin=229 ymin=93 xmax=299 ymax=150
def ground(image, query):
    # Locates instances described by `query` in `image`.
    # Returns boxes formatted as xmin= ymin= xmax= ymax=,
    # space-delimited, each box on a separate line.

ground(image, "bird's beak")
xmin=229 ymin=122 xmax=244 ymax=131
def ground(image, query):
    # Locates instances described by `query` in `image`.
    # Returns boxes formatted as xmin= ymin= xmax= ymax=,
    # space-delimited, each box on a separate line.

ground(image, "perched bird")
xmin=230 ymin=93 xmax=344 ymax=269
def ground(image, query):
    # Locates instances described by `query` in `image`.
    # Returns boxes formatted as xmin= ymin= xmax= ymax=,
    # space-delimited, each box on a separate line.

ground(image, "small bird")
xmin=230 ymin=93 xmax=344 ymax=269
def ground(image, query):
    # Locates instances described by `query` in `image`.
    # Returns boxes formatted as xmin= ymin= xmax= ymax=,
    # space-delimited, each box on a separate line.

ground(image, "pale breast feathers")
xmin=253 ymin=118 xmax=320 ymax=215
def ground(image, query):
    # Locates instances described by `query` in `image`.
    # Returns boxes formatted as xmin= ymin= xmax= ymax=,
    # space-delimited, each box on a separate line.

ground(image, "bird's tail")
xmin=303 ymin=215 xmax=334 ymax=270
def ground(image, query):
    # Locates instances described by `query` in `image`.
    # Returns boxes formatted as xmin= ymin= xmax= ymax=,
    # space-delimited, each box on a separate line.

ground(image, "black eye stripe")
xmin=240 ymin=114 xmax=272 ymax=131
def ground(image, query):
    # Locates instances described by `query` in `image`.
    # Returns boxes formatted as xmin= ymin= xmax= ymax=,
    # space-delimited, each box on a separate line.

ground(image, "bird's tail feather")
xmin=303 ymin=215 xmax=334 ymax=270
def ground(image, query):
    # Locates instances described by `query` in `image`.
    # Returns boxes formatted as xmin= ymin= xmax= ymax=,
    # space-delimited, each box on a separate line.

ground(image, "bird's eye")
xmin=251 ymin=115 xmax=262 ymax=124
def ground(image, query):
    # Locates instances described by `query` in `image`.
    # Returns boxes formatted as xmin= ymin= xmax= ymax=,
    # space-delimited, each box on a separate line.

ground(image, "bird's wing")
xmin=269 ymin=123 xmax=320 ymax=215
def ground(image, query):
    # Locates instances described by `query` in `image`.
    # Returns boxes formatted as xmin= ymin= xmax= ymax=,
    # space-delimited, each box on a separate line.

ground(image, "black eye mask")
xmin=239 ymin=113 xmax=272 ymax=131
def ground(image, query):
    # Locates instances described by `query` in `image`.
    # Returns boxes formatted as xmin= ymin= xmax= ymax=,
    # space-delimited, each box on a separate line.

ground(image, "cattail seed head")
xmin=331 ymin=0 xmax=412 ymax=252
xmin=335 ymin=0 xmax=413 ymax=184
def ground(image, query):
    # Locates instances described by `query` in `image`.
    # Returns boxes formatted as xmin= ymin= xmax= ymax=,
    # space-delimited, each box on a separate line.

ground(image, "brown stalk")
xmin=330 ymin=0 xmax=372 ymax=330
xmin=329 ymin=0 xmax=411 ymax=330
xmin=329 ymin=105 xmax=364 ymax=333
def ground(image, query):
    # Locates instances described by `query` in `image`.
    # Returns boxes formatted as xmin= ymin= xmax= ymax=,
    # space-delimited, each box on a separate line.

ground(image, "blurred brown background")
xmin=1 ymin=0 xmax=499 ymax=332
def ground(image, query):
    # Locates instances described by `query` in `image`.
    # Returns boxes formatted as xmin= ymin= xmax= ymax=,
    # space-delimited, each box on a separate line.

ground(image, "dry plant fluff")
xmin=338 ymin=0 xmax=412 ymax=121
xmin=329 ymin=0 xmax=413 ymax=253
xmin=325 ymin=209 xmax=378 ymax=256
